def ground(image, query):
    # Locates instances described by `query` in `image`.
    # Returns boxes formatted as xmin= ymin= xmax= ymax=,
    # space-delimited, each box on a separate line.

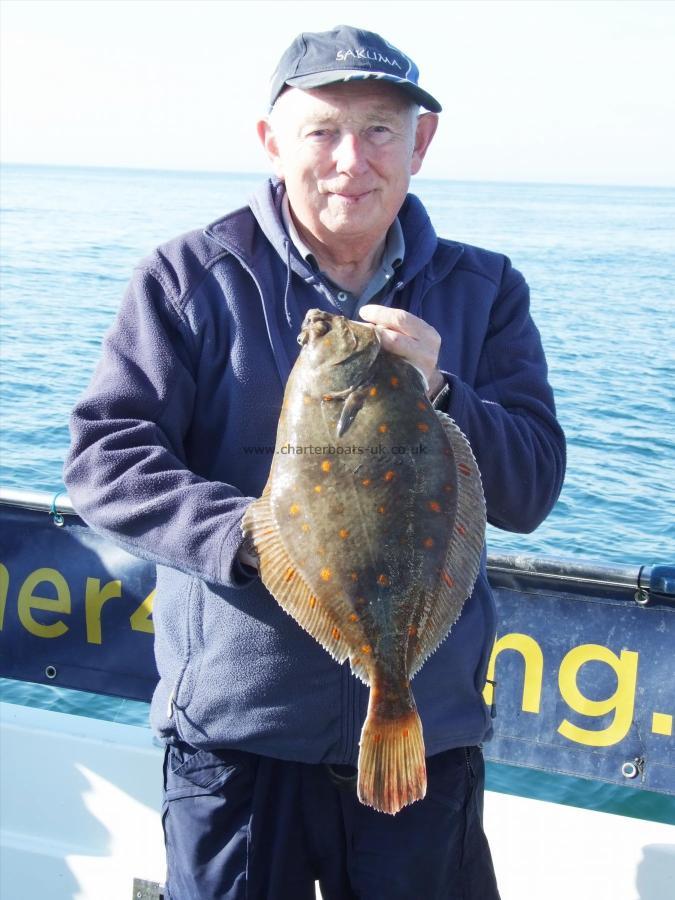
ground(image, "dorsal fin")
xmin=408 ymin=410 xmax=486 ymax=677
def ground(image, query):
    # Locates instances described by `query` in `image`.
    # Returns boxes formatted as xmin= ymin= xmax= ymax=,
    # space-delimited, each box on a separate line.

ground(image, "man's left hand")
xmin=359 ymin=305 xmax=445 ymax=398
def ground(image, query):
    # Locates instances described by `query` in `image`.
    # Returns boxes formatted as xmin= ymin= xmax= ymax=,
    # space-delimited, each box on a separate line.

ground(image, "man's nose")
xmin=333 ymin=133 xmax=369 ymax=175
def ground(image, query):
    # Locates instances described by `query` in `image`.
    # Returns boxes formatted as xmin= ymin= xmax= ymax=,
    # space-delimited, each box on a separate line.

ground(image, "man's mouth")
xmin=328 ymin=189 xmax=373 ymax=202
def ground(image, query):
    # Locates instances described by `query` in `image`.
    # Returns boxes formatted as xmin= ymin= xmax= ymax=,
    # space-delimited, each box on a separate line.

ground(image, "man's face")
xmin=258 ymin=81 xmax=438 ymax=249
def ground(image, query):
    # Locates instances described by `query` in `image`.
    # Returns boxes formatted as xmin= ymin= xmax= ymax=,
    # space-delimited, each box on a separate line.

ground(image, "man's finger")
xmin=359 ymin=304 xmax=433 ymax=340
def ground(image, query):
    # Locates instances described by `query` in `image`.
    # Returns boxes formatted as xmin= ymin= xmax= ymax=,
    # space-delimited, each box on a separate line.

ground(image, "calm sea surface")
xmin=2 ymin=163 xmax=673 ymax=565
xmin=1 ymin=164 xmax=674 ymax=821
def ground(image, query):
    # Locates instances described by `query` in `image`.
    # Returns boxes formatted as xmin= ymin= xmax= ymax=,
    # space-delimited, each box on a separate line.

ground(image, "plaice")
xmin=242 ymin=309 xmax=486 ymax=814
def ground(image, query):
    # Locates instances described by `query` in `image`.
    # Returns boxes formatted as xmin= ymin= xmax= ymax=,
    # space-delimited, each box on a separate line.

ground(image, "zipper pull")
xmin=167 ymin=686 xmax=176 ymax=719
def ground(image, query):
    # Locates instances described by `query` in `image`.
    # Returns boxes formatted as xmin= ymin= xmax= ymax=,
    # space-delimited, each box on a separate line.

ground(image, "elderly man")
xmin=65 ymin=25 xmax=565 ymax=900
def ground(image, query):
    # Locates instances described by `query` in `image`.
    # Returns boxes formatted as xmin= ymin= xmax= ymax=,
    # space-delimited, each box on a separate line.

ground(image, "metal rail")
xmin=1 ymin=486 xmax=672 ymax=605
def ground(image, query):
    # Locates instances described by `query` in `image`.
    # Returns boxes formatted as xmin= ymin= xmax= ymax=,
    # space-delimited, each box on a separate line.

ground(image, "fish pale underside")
xmin=242 ymin=309 xmax=486 ymax=815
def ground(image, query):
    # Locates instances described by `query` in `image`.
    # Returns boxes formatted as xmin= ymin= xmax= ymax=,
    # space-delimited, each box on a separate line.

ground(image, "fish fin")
xmin=336 ymin=387 xmax=368 ymax=437
xmin=348 ymin=653 xmax=372 ymax=686
xmin=242 ymin=494 xmax=352 ymax=665
xmin=357 ymin=688 xmax=426 ymax=815
xmin=408 ymin=411 xmax=486 ymax=677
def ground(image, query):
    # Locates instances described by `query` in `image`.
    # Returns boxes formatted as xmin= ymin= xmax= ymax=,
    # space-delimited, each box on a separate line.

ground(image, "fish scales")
xmin=242 ymin=309 xmax=486 ymax=814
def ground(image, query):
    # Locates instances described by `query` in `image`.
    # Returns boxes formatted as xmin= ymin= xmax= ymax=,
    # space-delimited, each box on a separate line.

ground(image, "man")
xmin=64 ymin=25 xmax=565 ymax=900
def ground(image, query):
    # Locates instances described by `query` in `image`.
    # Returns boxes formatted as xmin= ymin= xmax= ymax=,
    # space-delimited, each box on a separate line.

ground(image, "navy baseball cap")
xmin=269 ymin=25 xmax=442 ymax=113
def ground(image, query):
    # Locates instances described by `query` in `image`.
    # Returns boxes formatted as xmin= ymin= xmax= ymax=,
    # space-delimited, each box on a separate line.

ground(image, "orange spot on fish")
xmin=301 ymin=523 xmax=310 ymax=533
xmin=390 ymin=376 xmax=400 ymax=387
xmin=417 ymin=422 xmax=429 ymax=432
xmin=320 ymin=568 xmax=332 ymax=581
xmin=314 ymin=485 xmax=322 ymax=494
xmin=339 ymin=528 xmax=350 ymax=539
xmin=429 ymin=500 xmax=441 ymax=513
xmin=321 ymin=460 xmax=332 ymax=472
xmin=350 ymin=572 xmax=359 ymax=582
xmin=441 ymin=570 xmax=455 ymax=588
xmin=323 ymin=394 xmax=333 ymax=402
xmin=284 ymin=567 xmax=295 ymax=582
xmin=377 ymin=574 xmax=389 ymax=587
xmin=456 ymin=524 xmax=466 ymax=536
xmin=352 ymin=656 xmax=361 ymax=665
xmin=408 ymin=625 xmax=418 ymax=637
xmin=309 ymin=595 xmax=317 ymax=608
xmin=378 ymin=423 xmax=389 ymax=433
xmin=263 ymin=528 xmax=275 ymax=535
xmin=332 ymin=627 xmax=341 ymax=640
xmin=383 ymin=470 xmax=396 ymax=481
xmin=402 ymin=728 xmax=409 ymax=738
xmin=458 ymin=463 xmax=472 ymax=476
xmin=444 ymin=483 xmax=454 ymax=492
xmin=349 ymin=613 xmax=359 ymax=622
xmin=373 ymin=733 xmax=382 ymax=744
xmin=423 ymin=537 xmax=434 ymax=548
xmin=289 ymin=504 xmax=300 ymax=516
xmin=377 ymin=505 xmax=386 ymax=515
xmin=417 ymin=400 xmax=427 ymax=411
xmin=361 ymin=478 xmax=372 ymax=487
xmin=362 ymin=644 xmax=372 ymax=654
xmin=369 ymin=386 xmax=378 ymax=397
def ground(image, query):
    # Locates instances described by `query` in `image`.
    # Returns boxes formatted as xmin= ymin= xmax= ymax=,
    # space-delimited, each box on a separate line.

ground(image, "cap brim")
xmin=282 ymin=69 xmax=442 ymax=113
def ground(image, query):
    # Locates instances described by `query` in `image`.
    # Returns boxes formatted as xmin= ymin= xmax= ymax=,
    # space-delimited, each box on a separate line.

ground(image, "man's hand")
xmin=238 ymin=536 xmax=260 ymax=572
xmin=359 ymin=305 xmax=445 ymax=398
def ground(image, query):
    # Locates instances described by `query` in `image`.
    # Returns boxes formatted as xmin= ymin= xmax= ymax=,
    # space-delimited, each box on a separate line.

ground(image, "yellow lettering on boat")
xmin=652 ymin=712 xmax=673 ymax=736
xmin=17 ymin=567 xmax=70 ymax=638
xmin=0 ymin=563 xmax=9 ymax=630
xmin=484 ymin=633 xmax=543 ymax=713
xmin=85 ymin=577 xmax=122 ymax=645
xmin=130 ymin=588 xmax=155 ymax=635
xmin=557 ymin=645 xmax=638 ymax=747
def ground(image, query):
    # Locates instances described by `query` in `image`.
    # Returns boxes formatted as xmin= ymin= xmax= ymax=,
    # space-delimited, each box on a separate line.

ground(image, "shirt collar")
xmin=281 ymin=193 xmax=405 ymax=282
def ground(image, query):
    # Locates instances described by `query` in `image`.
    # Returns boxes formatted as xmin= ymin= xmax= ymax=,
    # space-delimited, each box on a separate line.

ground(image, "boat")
xmin=1 ymin=487 xmax=673 ymax=899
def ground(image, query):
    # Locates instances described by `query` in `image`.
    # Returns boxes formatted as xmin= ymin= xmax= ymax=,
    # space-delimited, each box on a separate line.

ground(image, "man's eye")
xmin=367 ymin=126 xmax=393 ymax=141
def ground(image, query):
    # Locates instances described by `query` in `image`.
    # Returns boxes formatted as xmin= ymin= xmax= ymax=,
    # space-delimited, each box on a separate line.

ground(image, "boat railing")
xmin=1 ymin=486 xmax=671 ymax=606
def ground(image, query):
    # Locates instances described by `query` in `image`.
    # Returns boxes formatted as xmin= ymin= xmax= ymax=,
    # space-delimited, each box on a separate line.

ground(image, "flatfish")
xmin=242 ymin=309 xmax=486 ymax=814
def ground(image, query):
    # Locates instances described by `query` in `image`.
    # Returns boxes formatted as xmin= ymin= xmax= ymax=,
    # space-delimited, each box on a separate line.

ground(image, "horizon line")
xmin=1 ymin=159 xmax=674 ymax=191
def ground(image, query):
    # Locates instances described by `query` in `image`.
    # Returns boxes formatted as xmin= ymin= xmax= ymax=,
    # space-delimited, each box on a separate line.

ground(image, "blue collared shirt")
xmin=281 ymin=194 xmax=404 ymax=318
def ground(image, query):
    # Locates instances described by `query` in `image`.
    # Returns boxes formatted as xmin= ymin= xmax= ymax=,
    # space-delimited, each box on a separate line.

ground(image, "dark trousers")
xmin=162 ymin=742 xmax=501 ymax=900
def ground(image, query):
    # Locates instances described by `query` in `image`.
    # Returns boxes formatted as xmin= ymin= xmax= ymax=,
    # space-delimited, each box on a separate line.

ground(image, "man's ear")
xmin=256 ymin=118 xmax=285 ymax=180
xmin=411 ymin=113 xmax=439 ymax=175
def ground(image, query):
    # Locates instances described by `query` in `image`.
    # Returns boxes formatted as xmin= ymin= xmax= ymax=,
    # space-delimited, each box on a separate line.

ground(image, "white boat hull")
xmin=1 ymin=701 xmax=673 ymax=900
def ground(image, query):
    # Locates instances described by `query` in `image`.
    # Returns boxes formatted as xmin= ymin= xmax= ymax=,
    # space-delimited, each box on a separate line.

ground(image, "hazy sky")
xmin=2 ymin=0 xmax=674 ymax=185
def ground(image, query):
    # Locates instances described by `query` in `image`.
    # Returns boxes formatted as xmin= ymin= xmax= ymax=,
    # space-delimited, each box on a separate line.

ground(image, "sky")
xmin=1 ymin=0 xmax=675 ymax=186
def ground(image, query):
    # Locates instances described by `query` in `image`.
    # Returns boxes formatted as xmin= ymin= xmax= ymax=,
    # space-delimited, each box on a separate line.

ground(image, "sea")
xmin=1 ymin=163 xmax=674 ymax=823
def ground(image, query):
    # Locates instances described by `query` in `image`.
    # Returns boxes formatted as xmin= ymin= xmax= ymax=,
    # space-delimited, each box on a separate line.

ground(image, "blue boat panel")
xmin=0 ymin=499 xmax=673 ymax=794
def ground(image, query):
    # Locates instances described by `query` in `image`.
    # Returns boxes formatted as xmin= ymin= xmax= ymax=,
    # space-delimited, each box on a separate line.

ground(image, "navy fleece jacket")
xmin=64 ymin=178 xmax=565 ymax=760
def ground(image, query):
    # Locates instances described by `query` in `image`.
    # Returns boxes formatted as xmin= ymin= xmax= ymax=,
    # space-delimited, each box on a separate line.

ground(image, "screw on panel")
xmin=621 ymin=757 xmax=645 ymax=779
xmin=634 ymin=587 xmax=650 ymax=606
xmin=45 ymin=665 xmax=57 ymax=679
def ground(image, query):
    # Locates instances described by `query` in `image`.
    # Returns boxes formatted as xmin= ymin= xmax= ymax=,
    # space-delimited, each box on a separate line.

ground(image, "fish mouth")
xmin=298 ymin=309 xmax=339 ymax=346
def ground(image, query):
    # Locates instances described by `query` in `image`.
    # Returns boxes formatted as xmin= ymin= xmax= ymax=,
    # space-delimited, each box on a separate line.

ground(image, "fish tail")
xmin=357 ymin=689 xmax=426 ymax=815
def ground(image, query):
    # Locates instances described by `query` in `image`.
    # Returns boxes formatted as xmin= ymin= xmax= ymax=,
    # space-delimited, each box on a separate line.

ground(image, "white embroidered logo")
xmin=335 ymin=48 xmax=403 ymax=69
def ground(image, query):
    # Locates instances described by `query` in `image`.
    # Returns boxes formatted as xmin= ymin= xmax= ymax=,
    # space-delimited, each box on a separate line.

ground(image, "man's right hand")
xmin=238 ymin=536 xmax=260 ymax=571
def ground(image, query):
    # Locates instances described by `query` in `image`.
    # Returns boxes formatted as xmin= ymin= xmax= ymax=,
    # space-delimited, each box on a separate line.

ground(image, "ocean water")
xmin=2 ymin=164 xmax=673 ymax=565
xmin=1 ymin=164 xmax=674 ymax=823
